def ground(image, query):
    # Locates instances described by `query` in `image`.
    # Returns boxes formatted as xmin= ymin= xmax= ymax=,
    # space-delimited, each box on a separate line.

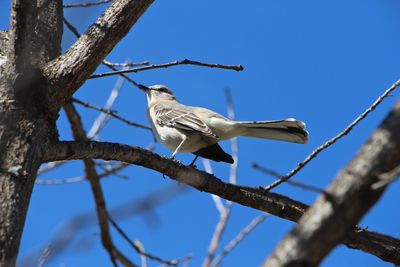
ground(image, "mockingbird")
xmin=141 ymin=84 xmax=308 ymax=164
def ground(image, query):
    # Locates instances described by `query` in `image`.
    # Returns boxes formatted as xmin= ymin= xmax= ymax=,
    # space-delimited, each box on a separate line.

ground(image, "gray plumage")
xmin=141 ymin=84 xmax=308 ymax=164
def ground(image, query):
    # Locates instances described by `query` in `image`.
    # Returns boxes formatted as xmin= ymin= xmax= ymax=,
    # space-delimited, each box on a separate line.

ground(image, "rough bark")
xmin=0 ymin=0 xmax=62 ymax=265
xmin=44 ymin=0 xmax=154 ymax=113
xmin=44 ymin=140 xmax=400 ymax=265
xmin=263 ymin=99 xmax=400 ymax=267
xmin=0 ymin=0 xmax=154 ymax=264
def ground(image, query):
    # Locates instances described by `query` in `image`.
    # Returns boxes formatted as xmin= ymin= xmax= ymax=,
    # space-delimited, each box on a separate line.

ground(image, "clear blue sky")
xmin=1 ymin=1 xmax=400 ymax=266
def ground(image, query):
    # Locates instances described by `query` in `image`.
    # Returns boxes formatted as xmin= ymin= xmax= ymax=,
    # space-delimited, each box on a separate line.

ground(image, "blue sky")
xmin=1 ymin=0 xmax=400 ymax=266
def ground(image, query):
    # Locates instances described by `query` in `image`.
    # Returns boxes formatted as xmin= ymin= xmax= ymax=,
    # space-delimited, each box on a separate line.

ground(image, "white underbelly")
xmin=148 ymin=108 xmax=217 ymax=153
xmin=151 ymin=123 xmax=213 ymax=153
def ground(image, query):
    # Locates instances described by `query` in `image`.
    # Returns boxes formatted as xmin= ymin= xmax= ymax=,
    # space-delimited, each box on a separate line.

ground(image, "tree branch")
xmin=44 ymin=140 xmax=400 ymax=265
xmin=89 ymin=59 xmax=244 ymax=79
xmin=0 ymin=31 xmax=8 ymax=68
xmin=62 ymin=17 xmax=147 ymax=90
xmin=8 ymin=0 xmax=37 ymax=71
xmin=211 ymin=214 xmax=267 ymax=267
xmin=63 ymin=0 xmax=112 ymax=8
xmin=263 ymin=79 xmax=400 ymax=192
xmin=64 ymin=102 xmax=136 ymax=267
xmin=44 ymin=0 xmax=154 ymax=112
xmin=263 ymin=99 xmax=400 ymax=267
xmin=72 ymin=98 xmax=151 ymax=131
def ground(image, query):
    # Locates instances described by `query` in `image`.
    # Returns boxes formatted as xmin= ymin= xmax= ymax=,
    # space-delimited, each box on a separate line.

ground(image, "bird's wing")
xmin=153 ymin=103 xmax=218 ymax=138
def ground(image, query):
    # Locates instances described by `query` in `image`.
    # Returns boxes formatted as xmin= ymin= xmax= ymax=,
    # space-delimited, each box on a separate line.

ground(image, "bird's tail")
xmin=236 ymin=118 xmax=308 ymax=144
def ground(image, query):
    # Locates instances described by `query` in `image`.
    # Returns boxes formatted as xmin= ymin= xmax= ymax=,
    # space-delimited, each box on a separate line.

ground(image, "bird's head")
xmin=140 ymin=84 xmax=176 ymax=105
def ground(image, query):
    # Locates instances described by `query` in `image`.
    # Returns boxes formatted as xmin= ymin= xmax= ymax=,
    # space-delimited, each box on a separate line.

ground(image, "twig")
xmin=133 ymin=240 xmax=147 ymax=267
xmin=202 ymin=204 xmax=232 ymax=267
xmin=107 ymin=213 xmax=185 ymax=266
xmin=72 ymin=98 xmax=151 ymax=131
xmin=37 ymin=161 xmax=67 ymax=175
xmin=252 ymin=163 xmax=325 ymax=194
xmin=63 ymin=17 xmax=145 ymax=89
xmin=263 ymin=79 xmax=400 ymax=192
xmin=103 ymin=60 xmax=149 ymax=67
xmin=225 ymin=88 xmax=238 ymax=185
xmin=211 ymin=214 xmax=267 ymax=267
xmin=20 ymin=184 xmax=189 ymax=267
xmin=38 ymin=246 xmax=51 ymax=267
xmin=64 ymin=102 xmax=137 ymax=267
xmin=202 ymin=89 xmax=239 ymax=267
xmin=89 ymin=59 xmax=244 ymax=79
xmin=36 ymin=162 xmax=128 ymax=185
xmin=203 ymin=159 xmax=225 ymax=213
xmin=63 ymin=0 xmax=112 ymax=8
xmin=87 ymin=67 xmax=127 ymax=139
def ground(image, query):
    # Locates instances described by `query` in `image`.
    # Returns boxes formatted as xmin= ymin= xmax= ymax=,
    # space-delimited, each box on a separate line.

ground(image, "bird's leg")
xmin=189 ymin=155 xmax=199 ymax=167
xmin=170 ymin=136 xmax=186 ymax=159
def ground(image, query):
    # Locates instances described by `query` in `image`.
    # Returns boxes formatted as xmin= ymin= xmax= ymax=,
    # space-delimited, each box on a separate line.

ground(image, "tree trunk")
xmin=0 ymin=100 xmax=54 ymax=265
xmin=0 ymin=0 xmax=62 ymax=265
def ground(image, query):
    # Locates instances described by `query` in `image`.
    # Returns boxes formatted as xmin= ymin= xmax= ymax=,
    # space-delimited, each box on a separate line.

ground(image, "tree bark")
xmin=45 ymin=140 xmax=400 ymax=265
xmin=0 ymin=0 xmax=62 ymax=265
xmin=263 ymin=99 xmax=400 ymax=267
xmin=0 ymin=0 xmax=154 ymax=264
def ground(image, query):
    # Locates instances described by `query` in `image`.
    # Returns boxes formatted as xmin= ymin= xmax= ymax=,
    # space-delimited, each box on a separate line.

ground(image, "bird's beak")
xmin=138 ymin=84 xmax=150 ymax=92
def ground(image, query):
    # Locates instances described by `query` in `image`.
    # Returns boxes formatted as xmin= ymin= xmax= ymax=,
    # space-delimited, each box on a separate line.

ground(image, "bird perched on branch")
xmin=140 ymin=84 xmax=308 ymax=165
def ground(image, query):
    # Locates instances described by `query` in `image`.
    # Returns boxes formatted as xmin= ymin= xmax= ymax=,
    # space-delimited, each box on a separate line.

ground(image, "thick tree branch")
xmin=263 ymin=99 xmax=400 ymax=267
xmin=63 ymin=17 xmax=147 ymax=90
xmin=44 ymin=140 xmax=400 ymax=265
xmin=8 ymin=0 xmax=37 ymax=71
xmin=0 ymin=31 xmax=8 ymax=68
xmin=44 ymin=0 xmax=154 ymax=112
xmin=8 ymin=0 xmax=62 ymax=74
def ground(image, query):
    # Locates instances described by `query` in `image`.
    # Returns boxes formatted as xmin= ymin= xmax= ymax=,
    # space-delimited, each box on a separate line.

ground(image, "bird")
xmin=140 ymin=84 xmax=308 ymax=165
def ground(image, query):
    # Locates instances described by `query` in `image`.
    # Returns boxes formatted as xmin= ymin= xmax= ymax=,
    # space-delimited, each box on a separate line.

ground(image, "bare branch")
xmin=44 ymin=140 xmax=400 ymax=265
xmin=102 ymin=60 xmax=150 ymax=68
xmin=87 ymin=70 xmax=126 ymax=139
xmin=44 ymin=0 xmax=155 ymax=112
xmin=203 ymin=89 xmax=238 ymax=267
xmin=36 ymin=162 xmax=128 ymax=185
xmin=211 ymin=214 xmax=267 ymax=267
xmin=72 ymin=98 xmax=151 ymax=131
xmin=202 ymin=159 xmax=225 ymax=213
xmin=133 ymin=240 xmax=147 ymax=267
xmin=263 ymin=79 xmax=400 ymax=192
xmin=64 ymin=102 xmax=136 ymax=267
xmin=63 ymin=0 xmax=112 ymax=8
xmin=8 ymin=0 xmax=37 ymax=70
xmin=263 ymin=99 xmax=400 ymax=266
xmin=19 ymin=184 xmax=188 ymax=266
xmin=202 ymin=203 xmax=232 ymax=267
xmin=37 ymin=161 xmax=67 ymax=175
xmin=63 ymin=17 xmax=149 ymax=89
xmin=252 ymin=163 xmax=324 ymax=194
xmin=89 ymin=59 xmax=244 ymax=79
xmin=107 ymin=213 xmax=186 ymax=266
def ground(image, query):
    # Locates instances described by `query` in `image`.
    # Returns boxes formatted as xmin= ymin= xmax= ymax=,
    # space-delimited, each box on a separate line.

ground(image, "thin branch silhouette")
xmin=89 ymin=59 xmax=244 ymax=79
xmin=263 ymin=79 xmax=400 ymax=192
